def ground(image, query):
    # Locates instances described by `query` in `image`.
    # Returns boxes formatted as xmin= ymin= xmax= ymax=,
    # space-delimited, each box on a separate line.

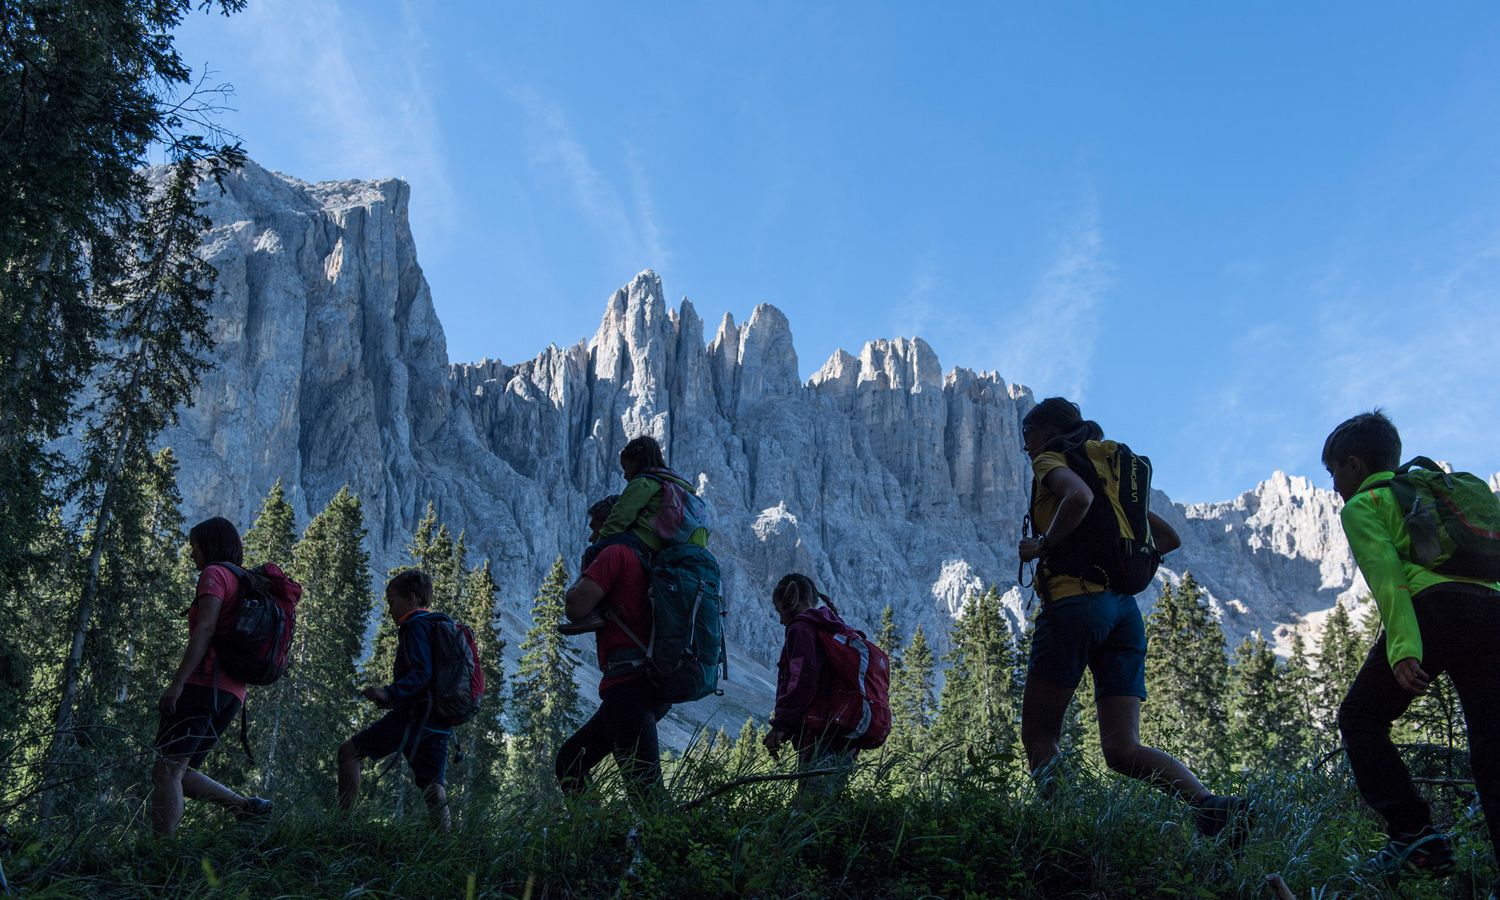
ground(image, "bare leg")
xmin=1095 ymin=696 xmax=1208 ymax=802
xmin=151 ymin=756 xmax=188 ymax=836
xmin=423 ymin=783 xmax=450 ymax=833
xmin=337 ymin=741 xmax=362 ymax=812
xmin=181 ymin=769 xmax=250 ymax=808
xmin=1021 ymin=678 xmax=1077 ymax=773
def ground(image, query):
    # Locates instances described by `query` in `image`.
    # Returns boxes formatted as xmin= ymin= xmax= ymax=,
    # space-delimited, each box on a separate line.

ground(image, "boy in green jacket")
xmin=1324 ymin=411 xmax=1499 ymax=883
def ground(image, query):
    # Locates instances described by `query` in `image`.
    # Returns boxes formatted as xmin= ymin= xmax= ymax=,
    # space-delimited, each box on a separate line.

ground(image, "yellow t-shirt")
xmin=1031 ymin=450 xmax=1107 ymax=602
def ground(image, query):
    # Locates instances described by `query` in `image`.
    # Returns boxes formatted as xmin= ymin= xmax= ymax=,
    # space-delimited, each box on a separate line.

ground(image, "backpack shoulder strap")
xmin=1400 ymin=456 xmax=1443 ymax=475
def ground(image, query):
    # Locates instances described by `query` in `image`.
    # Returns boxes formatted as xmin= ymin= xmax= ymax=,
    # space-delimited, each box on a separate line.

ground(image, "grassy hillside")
xmin=6 ymin=745 xmax=1494 ymax=898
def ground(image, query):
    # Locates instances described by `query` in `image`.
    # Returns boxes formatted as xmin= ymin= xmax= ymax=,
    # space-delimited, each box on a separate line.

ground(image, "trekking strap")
xmin=239 ymin=704 xmax=255 ymax=763
xmin=602 ymin=609 xmax=651 ymax=673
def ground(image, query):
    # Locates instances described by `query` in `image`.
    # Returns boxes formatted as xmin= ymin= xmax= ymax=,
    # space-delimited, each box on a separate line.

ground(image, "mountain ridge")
xmin=150 ymin=160 xmax=1441 ymax=734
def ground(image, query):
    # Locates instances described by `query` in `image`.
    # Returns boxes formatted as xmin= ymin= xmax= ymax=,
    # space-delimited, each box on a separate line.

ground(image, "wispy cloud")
xmin=511 ymin=87 xmax=668 ymax=275
xmin=888 ymin=251 xmax=943 ymax=344
xmin=1311 ymin=237 xmax=1500 ymax=471
xmin=1182 ymin=228 xmax=1500 ymax=503
xmin=626 ymin=143 xmax=669 ymax=270
xmin=990 ymin=198 xmax=1111 ymax=397
xmin=223 ymin=0 xmax=456 ymax=243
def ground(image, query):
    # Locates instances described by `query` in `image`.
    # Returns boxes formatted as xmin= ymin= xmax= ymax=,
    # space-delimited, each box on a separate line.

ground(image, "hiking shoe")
xmin=233 ymin=796 xmax=272 ymax=821
xmin=1192 ymin=794 xmax=1250 ymax=846
xmin=1029 ymin=756 xmax=1066 ymax=802
xmin=558 ymin=615 xmax=605 ymax=635
xmin=1365 ymin=826 xmax=1455 ymax=879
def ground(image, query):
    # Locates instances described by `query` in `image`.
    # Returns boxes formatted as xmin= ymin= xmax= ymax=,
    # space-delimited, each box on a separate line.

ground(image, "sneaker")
xmin=1029 ymin=755 xmax=1066 ymax=802
xmin=233 ymin=796 xmax=273 ymax=821
xmin=558 ymin=615 xmax=605 ymax=635
xmin=1192 ymin=794 xmax=1251 ymax=846
xmin=1365 ymin=825 xmax=1455 ymax=879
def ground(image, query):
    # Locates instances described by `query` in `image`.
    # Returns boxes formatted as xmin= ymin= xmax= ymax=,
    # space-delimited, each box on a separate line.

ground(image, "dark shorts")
xmin=350 ymin=708 xmax=451 ymax=788
xmin=153 ymin=684 xmax=241 ymax=769
xmin=1028 ymin=590 xmax=1148 ymax=700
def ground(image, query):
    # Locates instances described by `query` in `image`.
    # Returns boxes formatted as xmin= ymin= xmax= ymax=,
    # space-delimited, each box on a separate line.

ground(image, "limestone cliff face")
xmin=155 ymin=162 xmax=1419 ymax=734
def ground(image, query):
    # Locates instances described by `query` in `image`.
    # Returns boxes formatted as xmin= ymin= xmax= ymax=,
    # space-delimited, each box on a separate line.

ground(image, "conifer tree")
xmin=932 ymin=587 xmax=1018 ymax=767
xmin=273 ymin=487 xmax=371 ymax=796
xmin=44 ymin=160 xmax=221 ymax=807
xmin=0 ymin=0 xmax=245 ymax=607
xmin=237 ymin=480 xmax=297 ymax=791
xmin=452 ymin=559 xmax=508 ymax=807
xmin=1142 ymin=574 xmax=1230 ymax=776
xmin=728 ymin=716 xmax=771 ymax=776
xmin=1281 ymin=632 xmax=1320 ymax=758
xmin=1227 ymin=632 xmax=1303 ymax=772
xmin=510 ymin=556 xmax=582 ymax=784
xmin=243 ymin=479 xmax=296 ymax=567
xmin=876 ymin=605 xmax=902 ymax=659
xmin=399 ymin=503 xmax=464 ymax=614
xmin=1315 ymin=599 xmax=1365 ymax=741
xmin=889 ymin=624 xmax=937 ymax=755
xmin=109 ymin=450 xmax=195 ymax=756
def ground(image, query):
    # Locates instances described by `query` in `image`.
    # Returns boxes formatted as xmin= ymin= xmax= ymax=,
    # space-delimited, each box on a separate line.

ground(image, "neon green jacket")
xmin=598 ymin=472 xmax=709 ymax=552
xmin=1341 ymin=471 xmax=1500 ymax=666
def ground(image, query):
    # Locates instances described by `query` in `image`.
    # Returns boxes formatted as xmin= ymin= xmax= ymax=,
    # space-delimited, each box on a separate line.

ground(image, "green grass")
xmin=4 ymin=748 xmax=1495 ymax=898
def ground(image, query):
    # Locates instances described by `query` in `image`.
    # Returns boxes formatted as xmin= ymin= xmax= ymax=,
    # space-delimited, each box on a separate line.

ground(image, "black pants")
xmin=556 ymin=678 xmax=670 ymax=800
xmin=1338 ymin=584 xmax=1499 ymax=854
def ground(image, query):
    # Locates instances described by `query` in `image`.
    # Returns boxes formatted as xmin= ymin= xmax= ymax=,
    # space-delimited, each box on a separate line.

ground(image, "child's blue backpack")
xmin=1359 ymin=457 xmax=1500 ymax=580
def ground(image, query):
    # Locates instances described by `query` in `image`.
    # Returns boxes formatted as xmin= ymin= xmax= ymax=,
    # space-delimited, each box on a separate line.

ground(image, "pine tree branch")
xmin=677 ymin=767 xmax=842 ymax=812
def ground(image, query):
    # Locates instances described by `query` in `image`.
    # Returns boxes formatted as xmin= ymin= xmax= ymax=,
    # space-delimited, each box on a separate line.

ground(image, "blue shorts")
xmin=350 ymin=708 xmax=451 ymax=788
xmin=1028 ymin=590 xmax=1148 ymax=700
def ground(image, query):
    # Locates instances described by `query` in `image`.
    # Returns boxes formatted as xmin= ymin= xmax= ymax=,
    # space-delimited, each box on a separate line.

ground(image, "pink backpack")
xmin=799 ymin=612 xmax=892 ymax=749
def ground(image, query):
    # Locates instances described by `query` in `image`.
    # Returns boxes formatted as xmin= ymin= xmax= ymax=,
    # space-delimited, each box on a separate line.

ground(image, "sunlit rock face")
xmin=155 ymin=160 xmax=1413 ymax=739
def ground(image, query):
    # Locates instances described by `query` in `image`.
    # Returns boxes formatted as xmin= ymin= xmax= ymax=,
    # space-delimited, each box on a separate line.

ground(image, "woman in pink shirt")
xmin=151 ymin=517 xmax=270 ymax=835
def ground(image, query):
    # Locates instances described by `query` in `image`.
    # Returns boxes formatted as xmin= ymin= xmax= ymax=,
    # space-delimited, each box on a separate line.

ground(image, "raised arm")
xmin=1148 ymin=512 xmax=1181 ymax=556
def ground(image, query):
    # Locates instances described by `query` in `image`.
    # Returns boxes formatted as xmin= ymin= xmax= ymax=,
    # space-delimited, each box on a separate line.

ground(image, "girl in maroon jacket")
xmin=763 ymin=573 xmax=862 ymax=795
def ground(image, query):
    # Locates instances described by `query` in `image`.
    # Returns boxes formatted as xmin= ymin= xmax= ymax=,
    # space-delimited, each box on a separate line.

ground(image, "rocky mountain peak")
xmin=147 ymin=160 xmax=1409 ymax=740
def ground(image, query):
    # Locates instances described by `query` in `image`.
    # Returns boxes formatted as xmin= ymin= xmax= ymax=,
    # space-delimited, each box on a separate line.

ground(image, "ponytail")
xmin=1023 ymin=396 xmax=1102 ymax=451
xmin=773 ymin=572 xmax=837 ymax=616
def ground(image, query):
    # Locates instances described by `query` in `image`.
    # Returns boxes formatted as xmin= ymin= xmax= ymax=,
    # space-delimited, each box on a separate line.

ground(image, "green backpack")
xmin=1359 ymin=457 xmax=1500 ymax=580
xmin=605 ymin=543 xmax=726 ymax=703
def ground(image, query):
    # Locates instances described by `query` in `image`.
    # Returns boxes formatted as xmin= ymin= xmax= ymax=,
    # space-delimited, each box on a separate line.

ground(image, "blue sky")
xmin=174 ymin=2 xmax=1500 ymax=503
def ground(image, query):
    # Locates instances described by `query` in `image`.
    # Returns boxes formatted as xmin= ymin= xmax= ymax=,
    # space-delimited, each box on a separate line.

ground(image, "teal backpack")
xmin=605 ymin=543 xmax=726 ymax=703
xmin=1359 ymin=456 xmax=1500 ymax=580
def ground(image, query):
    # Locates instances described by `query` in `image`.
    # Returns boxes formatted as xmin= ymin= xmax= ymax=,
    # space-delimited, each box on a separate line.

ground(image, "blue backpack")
xmin=606 ymin=543 xmax=726 ymax=704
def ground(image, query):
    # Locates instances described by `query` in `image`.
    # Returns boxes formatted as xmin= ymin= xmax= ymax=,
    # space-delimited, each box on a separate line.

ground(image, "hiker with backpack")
xmin=338 ymin=569 xmax=482 ymax=833
xmin=152 ymin=516 xmax=300 ymax=836
xmin=763 ymin=573 xmax=890 ymax=797
xmin=1323 ymin=411 xmax=1500 ymax=884
xmin=557 ymin=494 xmax=676 ymax=802
xmin=1017 ymin=398 xmax=1248 ymax=842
